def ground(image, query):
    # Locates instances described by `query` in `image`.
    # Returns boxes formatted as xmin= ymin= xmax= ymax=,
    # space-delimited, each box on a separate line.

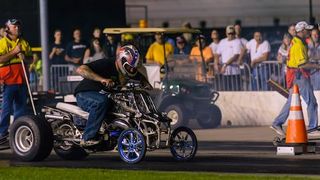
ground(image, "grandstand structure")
xmin=126 ymin=0 xmax=320 ymax=28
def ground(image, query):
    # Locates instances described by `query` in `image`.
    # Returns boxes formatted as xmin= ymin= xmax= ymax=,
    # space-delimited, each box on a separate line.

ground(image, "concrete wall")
xmin=126 ymin=0 xmax=320 ymax=28
xmin=216 ymin=91 xmax=318 ymax=126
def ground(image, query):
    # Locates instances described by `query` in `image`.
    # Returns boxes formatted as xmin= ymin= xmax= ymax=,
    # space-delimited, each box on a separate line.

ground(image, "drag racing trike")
xmin=9 ymin=81 xmax=198 ymax=164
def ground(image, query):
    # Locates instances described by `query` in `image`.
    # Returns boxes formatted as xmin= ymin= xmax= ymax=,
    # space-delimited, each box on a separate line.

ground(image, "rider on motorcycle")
xmin=74 ymin=44 xmax=151 ymax=147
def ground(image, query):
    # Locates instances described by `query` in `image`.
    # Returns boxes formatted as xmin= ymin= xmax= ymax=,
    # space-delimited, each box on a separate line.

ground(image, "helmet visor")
xmin=123 ymin=62 xmax=137 ymax=76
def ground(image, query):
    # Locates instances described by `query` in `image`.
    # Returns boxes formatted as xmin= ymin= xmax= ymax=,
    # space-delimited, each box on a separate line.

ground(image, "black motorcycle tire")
xmin=9 ymin=115 xmax=53 ymax=162
xmin=197 ymin=104 xmax=222 ymax=129
xmin=170 ymin=126 xmax=198 ymax=161
xmin=54 ymin=146 xmax=88 ymax=160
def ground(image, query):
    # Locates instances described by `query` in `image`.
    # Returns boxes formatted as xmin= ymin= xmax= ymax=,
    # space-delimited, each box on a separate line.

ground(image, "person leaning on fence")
xmin=0 ymin=19 xmax=32 ymax=141
xmin=245 ymin=31 xmax=271 ymax=91
xmin=214 ymin=25 xmax=242 ymax=91
xmin=271 ymin=21 xmax=320 ymax=136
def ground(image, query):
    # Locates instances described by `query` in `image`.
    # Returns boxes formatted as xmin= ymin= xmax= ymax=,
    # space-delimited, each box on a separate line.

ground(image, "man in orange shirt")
xmin=0 ymin=19 xmax=32 ymax=141
xmin=190 ymin=35 xmax=214 ymax=81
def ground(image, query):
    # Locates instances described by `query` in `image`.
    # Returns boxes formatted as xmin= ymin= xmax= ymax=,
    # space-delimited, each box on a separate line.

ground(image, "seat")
xmin=56 ymin=102 xmax=89 ymax=120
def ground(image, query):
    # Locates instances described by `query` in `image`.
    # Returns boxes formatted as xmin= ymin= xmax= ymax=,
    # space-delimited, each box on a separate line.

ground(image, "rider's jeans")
xmin=0 ymin=84 xmax=28 ymax=136
xmin=76 ymin=91 xmax=111 ymax=141
xmin=273 ymin=76 xmax=318 ymax=130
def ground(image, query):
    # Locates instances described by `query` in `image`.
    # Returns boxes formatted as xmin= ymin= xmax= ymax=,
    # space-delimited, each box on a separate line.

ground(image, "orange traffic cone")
xmin=285 ymin=84 xmax=308 ymax=144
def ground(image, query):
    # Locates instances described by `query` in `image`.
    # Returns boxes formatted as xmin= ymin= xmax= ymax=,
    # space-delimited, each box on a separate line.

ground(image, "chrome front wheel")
xmin=118 ymin=128 xmax=146 ymax=164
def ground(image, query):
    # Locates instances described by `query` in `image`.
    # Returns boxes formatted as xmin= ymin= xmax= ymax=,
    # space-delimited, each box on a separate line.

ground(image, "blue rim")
xmin=118 ymin=129 xmax=145 ymax=163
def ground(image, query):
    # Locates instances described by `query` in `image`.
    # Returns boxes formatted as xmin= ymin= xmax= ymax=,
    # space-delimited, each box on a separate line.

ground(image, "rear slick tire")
xmin=9 ymin=115 xmax=53 ymax=162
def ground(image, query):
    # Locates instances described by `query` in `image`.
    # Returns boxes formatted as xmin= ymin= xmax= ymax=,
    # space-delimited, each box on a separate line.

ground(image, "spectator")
xmin=83 ymin=38 xmax=106 ymax=64
xmin=276 ymin=33 xmax=291 ymax=86
xmin=65 ymin=28 xmax=88 ymax=66
xmin=234 ymin=24 xmax=248 ymax=65
xmin=92 ymin=27 xmax=102 ymax=39
xmin=29 ymin=53 xmax=42 ymax=91
xmin=288 ymin=23 xmax=296 ymax=39
xmin=174 ymin=36 xmax=191 ymax=55
xmin=246 ymin=31 xmax=271 ymax=91
xmin=49 ymin=29 xmax=66 ymax=65
xmin=308 ymin=28 xmax=320 ymax=90
xmin=215 ymin=25 xmax=242 ymax=91
xmin=209 ymin=30 xmax=220 ymax=55
xmin=308 ymin=28 xmax=320 ymax=61
xmin=0 ymin=27 xmax=6 ymax=40
xmin=182 ymin=22 xmax=193 ymax=44
xmin=190 ymin=35 xmax=214 ymax=80
xmin=145 ymin=32 xmax=174 ymax=66
xmin=102 ymin=34 xmax=119 ymax=59
xmin=0 ymin=19 xmax=32 ymax=141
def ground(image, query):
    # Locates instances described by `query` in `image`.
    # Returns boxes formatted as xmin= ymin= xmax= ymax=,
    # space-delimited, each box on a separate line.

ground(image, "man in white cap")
xmin=271 ymin=21 xmax=320 ymax=136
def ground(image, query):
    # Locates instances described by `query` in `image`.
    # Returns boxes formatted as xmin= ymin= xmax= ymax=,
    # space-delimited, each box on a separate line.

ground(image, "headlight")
xmin=169 ymin=85 xmax=180 ymax=95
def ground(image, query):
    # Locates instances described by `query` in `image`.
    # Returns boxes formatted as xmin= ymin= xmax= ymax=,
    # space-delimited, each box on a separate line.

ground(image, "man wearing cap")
xmin=0 ymin=19 xmax=32 ymax=141
xmin=271 ymin=21 xmax=320 ymax=136
xmin=215 ymin=25 xmax=242 ymax=90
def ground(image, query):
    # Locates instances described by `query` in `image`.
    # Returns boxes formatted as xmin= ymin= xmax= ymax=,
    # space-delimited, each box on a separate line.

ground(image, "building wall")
xmin=126 ymin=0 xmax=320 ymax=28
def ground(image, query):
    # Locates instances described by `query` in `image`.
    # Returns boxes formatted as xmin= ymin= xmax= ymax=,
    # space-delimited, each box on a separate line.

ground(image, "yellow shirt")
xmin=287 ymin=37 xmax=308 ymax=68
xmin=0 ymin=36 xmax=32 ymax=84
xmin=145 ymin=42 xmax=173 ymax=65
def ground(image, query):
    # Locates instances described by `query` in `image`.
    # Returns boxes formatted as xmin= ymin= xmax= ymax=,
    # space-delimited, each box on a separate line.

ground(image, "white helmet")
xmin=116 ymin=45 xmax=140 ymax=77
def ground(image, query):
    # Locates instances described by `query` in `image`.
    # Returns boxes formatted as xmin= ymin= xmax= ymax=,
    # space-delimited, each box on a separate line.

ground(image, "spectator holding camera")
xmin=49 ymin=29 xmax=66 ymax=65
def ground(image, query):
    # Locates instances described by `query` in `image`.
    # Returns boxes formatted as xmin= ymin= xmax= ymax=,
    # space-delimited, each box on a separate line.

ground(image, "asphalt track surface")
xmin=1 ymin=126 xmax=320 ymax=175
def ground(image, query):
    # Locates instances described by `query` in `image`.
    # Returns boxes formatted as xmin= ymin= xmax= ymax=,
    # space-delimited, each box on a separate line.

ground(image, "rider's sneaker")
xmin=270 ymin=125 xmax=285 ymax=136
xmin=80 ymin=139 xmax=100 ymax=147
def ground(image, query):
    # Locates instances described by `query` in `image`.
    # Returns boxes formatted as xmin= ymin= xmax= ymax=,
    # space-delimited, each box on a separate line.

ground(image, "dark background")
xmin=0 ymin=0 xmax=126 ymax=46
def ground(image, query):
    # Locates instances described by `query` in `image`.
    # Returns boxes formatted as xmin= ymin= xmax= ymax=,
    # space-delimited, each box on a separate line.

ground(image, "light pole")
xmin=309 ymin=0 xmax=314 ymax=24
xmin=39 ymin=0 xmax=49 ymax=91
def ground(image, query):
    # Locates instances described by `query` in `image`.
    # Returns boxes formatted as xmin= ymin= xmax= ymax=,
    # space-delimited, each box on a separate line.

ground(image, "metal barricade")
xmin=50 ymin=64 xmax=76 ymax=93
xmin=208 ymin=61 xmax=283 ymax=91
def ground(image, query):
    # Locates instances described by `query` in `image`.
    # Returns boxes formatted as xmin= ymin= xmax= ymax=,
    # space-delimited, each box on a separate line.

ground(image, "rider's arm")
xmin=76 ymin=64 xmax=110 ymax=83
